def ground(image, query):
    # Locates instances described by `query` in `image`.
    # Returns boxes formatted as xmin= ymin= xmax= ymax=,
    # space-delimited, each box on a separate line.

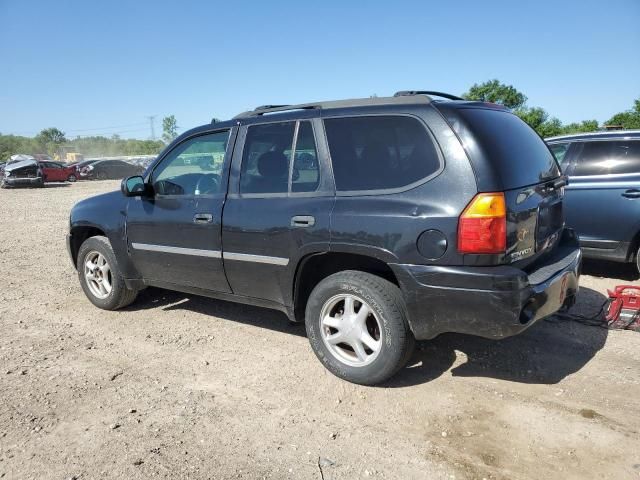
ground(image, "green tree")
xmin=463 ymin=79 xmax=600 ymax=137
xmin=462 ymin=79 xmax=527 ymax=109
xmin=36 ymin=127 xmax=67 ymax=155
xmin=606 ymin=97 xmax=640 ymax=129
xmin=162 ymin=115 xmax=178 ymax=144
xmin=560 ymin=119 xmax=599 ymax=135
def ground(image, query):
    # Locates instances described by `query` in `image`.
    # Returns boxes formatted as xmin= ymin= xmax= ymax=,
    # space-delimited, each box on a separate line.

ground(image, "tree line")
xmin=0 ymin=115 xmax=179 ymax=161
xmin=462 ymin=79 xmax=640 ymax=136
xmin=1 ymin=83 xmax=639 ymax=161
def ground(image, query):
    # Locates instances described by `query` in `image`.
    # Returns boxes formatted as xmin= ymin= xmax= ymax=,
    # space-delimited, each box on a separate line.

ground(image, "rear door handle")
xmin=622 ymin=189 xmax=640 ymax=199
xmin=291 ymin=215 xmax=315 ymax=227
xmin=193 ymin=213 xmax=213 ymax=224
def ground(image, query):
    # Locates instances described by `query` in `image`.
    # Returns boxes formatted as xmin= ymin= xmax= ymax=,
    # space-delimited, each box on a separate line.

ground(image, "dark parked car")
xmin=1 ymin=159 xmax=44 ymax=188
xmin=82 ymin=160 xmax=143 ymax=180
xmin=67 ymin=92 xmax=581 ymax=385
xmin=546 ymin=130 xmax=640 ymax=271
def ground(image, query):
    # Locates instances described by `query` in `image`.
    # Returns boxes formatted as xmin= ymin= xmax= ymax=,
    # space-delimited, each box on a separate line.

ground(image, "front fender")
xmin=69 ymin=191 xmax=139 ymax=279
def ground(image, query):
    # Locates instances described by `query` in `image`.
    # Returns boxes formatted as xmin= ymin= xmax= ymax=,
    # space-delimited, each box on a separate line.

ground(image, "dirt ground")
xmin=1 ymin=181 xmax=639 ymax=480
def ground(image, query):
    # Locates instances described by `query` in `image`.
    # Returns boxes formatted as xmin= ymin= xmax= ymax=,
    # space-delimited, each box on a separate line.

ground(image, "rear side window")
xmin=449 ymin=108 xmax=561 ymax=188
xmin=573 ymin=140 xmax=640 ymax=176
xmin=324 ymin=116 xmax=440 ymax=192
xmin=240 ymin=121 xmax=320 ymax=195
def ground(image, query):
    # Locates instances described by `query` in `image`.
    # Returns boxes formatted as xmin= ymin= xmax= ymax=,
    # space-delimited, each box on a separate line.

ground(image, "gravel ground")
xmin=1 ymin=181 xmax=639 ymax=480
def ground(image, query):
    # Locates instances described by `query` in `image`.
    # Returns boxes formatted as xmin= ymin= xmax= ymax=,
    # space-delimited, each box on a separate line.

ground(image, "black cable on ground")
xmin=545 ymin=300 xmax=610 ymax=328
xmin=547 ymin=299 xmax=640 ymax=330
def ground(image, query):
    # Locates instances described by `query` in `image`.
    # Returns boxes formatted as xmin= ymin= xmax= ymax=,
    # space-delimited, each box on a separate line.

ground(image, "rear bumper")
xmin=391 ymin=229 xmax=581 ymax=340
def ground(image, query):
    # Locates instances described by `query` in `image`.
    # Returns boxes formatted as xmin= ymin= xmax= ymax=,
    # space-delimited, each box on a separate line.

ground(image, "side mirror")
xmin=121 ymin=175 xmax=149 ymax=197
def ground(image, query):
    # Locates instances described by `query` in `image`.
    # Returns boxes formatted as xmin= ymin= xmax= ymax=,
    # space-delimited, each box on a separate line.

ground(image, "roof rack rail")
xmin=233 ymin=103 xmax=321 ymax=119
xmin=253 ymin=104 xmax=290 ymax=111
xmin=394 ymin=90 xmax=464 ymax=101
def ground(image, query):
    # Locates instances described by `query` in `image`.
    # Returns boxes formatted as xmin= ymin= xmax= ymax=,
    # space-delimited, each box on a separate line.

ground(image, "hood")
xmin=10 ymin=154 xmax=35 ymax=163
xmin=4 ymin=159 xmax=39 ymax=172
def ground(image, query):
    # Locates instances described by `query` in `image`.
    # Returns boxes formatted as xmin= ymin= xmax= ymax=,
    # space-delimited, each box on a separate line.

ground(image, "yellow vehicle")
xmin=54 ymin=147 xmax=84 ymax=163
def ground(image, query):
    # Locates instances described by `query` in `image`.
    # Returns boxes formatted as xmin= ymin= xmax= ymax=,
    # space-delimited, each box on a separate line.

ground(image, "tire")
xmin=636 ymin=246 xmax=640 ymax=274
xmin=77 ymin=236 xmax=138 ymax=310
xmin=97 ymin=171 xmax=107 ymax=180
xmin=305 ymin=270 xmax=415 ymax=385
xmin=67 ymin=174 xmax=77 ymax=182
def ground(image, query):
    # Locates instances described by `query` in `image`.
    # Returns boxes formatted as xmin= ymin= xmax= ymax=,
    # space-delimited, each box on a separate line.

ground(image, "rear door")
xmin=126 ymin=129 xmax=235 ymax=292
xmin=222 ymin=116 xmax=333 ymax=305
xmin=564 ymin=139 xmax=640 ymax=254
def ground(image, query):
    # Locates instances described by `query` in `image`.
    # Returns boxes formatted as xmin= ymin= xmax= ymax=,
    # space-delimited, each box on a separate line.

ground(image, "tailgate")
xmin=505 ymin=179 xmax=565 ymax=265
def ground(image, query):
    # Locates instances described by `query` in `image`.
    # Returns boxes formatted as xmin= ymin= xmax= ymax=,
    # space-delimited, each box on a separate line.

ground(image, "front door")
xmin=126 ymin=129 xmax=235 ymax=292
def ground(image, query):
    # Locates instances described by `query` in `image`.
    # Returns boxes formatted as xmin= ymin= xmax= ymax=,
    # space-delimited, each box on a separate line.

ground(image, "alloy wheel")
xmin=319 ymin=294 xmax=382 ymax=367
xmin=84 ymin=251 xmax=112 ymax=299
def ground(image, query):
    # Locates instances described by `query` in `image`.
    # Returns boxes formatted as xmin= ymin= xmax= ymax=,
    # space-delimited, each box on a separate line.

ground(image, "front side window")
xmin=548 ymin=142 xmax=571 ymax=171
xmin=240 ymin=121 xmax=320 ymax=195
xmin=324 ymin=115 xmax=440 ymax=192
xmin=573 ymin=140 xmax=640 ymax=176
xmin=152 ymin=130 xmax=229 ymax=196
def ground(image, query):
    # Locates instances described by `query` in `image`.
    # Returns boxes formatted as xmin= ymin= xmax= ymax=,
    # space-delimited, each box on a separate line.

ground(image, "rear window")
xmin=324 ymin=116 xmax=440 ymax=192
xmin=448 ymin=108 xmax=561 ymax=188
xmin=573 ymin=140 xmax=640 ymax=176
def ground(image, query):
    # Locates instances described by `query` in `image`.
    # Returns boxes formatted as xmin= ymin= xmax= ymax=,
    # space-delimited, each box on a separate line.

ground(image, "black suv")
xmin=67 ymin=92 xmax=581 ymax=385
xmin=546 ymin=130 xmax=640 ymax=271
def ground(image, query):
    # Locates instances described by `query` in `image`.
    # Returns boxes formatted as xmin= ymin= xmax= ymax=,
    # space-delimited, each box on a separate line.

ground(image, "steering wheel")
xmin=194 ymin=174 xmax=220 ymax=195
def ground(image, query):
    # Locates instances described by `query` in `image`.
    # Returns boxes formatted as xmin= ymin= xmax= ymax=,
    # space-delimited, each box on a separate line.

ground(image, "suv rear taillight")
xmin=458 ymin=192 xmax=506 ymax=254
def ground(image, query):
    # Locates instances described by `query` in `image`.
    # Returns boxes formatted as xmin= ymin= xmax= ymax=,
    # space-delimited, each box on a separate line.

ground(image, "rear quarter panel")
xmin=329 ymin=106 xmax=477 ymax=265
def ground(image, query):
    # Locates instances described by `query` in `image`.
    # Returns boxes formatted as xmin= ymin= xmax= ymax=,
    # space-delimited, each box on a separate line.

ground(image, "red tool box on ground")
xmin=606 ymin=285 xmax=640 ymax=331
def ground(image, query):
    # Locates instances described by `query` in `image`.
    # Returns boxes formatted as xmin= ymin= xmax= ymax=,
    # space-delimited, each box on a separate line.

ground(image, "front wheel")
xmin=67 ymin=174 xmax=77 ymax=182
xmin=305 ymin=270 xmax=415 ymax=385
xmin=77 ymin=236 xmax=138 ymax=310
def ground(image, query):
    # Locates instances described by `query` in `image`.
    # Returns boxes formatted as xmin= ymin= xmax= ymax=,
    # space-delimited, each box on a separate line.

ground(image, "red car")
xmin=39 ymin=161 xmax=77 ymax=183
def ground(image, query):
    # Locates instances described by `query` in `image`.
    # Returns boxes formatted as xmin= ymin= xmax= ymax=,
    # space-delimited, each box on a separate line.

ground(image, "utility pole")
xmin=146 ymin=115 xmax=156 ymax=140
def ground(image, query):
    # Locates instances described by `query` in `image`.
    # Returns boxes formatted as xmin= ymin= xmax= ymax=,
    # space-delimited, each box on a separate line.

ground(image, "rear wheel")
xmin=305 ymin=270 xmax=415 ymax=385
xmin=77 ymin=236 xmax=138 ymax=310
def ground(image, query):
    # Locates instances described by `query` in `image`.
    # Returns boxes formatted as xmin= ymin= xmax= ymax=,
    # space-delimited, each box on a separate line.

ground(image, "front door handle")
xmin=291 ymin=215 xmax=315 ymax=227
xmin=622 ymin=189 xmax=640 ymax=199
xmin=193 ymin=213 xmax=213 ymax=224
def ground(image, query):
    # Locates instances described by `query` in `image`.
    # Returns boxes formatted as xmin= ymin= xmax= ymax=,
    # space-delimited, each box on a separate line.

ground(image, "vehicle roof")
xmin=177 ymin=93 xmax=507 ymax=140
xmin=545 ymin=130 xmax=640 ymax=142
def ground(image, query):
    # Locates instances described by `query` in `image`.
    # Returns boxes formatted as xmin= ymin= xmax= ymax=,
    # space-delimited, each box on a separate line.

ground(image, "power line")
xmin=7 ymin=121 xmax=151 ymax=137
xmin=65 ymin=122 xmax=148 ymax=133
xmin=72 ymin=127 xmax=151 ymax=139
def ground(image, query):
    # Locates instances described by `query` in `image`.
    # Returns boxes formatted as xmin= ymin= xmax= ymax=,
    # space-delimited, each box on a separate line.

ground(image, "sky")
xmin=1 ymin=0 xmax=639 ymax=139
